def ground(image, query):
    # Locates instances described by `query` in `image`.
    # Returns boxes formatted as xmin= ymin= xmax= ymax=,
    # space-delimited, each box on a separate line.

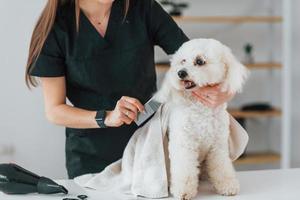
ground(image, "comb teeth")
xmin=134 ymin=98 xmax=162 ymax=126
xmin=148 ymin=100 xmax=162 ymax=111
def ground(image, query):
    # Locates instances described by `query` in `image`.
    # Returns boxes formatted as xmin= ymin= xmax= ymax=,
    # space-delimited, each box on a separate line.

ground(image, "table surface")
xmin=1 ymin=168 xmax=300 ymax=200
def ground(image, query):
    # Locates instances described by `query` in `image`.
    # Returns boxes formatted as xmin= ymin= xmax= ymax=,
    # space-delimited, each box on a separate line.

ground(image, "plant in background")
xmin=244 ymin=43 xmax=255 ymax=64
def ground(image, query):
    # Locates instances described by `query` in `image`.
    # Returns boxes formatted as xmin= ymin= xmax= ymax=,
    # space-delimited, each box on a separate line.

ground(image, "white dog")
xmin=154 ymin=39 xmax=249 ymax=200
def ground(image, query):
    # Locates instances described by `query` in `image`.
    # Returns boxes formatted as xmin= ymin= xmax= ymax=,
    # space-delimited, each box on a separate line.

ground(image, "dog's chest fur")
xmin=167 ymin=98 xmax=230 ymax=155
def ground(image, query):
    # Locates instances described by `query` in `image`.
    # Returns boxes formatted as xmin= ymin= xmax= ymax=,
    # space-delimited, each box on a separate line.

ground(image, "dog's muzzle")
xmin=183 ymin=80 xmax=196 ymax=90
xmin=177 ymin=70 xmax=188 ymax=79
xmin=177 ymin=69 xmax=196 ymax=90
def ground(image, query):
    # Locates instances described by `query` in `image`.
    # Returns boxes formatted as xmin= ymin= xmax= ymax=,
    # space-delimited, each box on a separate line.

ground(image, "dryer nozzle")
xmin=0 ymin=163 xmax=68 ymax=195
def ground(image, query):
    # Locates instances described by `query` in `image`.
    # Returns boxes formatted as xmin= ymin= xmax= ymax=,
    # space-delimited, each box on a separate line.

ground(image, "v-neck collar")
xmin=78 ymin=0 xmax=123 ymax=46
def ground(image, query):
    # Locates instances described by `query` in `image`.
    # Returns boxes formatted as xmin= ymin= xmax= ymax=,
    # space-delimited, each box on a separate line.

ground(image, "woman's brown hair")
xmin=25 ymin=0 xmax=130 ymax=88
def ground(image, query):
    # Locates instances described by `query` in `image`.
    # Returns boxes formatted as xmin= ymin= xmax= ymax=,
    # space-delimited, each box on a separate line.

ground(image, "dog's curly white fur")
xmin=154 ymin=39 xmax=249 ymax=200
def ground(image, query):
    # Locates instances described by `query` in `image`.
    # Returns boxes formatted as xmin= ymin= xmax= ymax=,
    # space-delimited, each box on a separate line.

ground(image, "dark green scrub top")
xmin=30 ymin=0 xmax=189 ymax=179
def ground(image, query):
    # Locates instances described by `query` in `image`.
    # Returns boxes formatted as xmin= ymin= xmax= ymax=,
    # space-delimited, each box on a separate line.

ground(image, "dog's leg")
xmin=206 ymin=146 xmax=240 ymax=196
xmin=169 ymin=138 xmax=200 ymax=200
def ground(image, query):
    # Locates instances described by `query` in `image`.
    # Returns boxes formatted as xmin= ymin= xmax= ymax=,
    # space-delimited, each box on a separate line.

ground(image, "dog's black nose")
xmin=177 ymin=70 xmax=188 ymax=79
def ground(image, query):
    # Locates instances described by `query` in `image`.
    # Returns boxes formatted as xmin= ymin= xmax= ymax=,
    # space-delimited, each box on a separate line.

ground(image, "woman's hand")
xmin=192 ymin=84 xmax=235 ymax=108
xmin=104 ymin=96 xmax=145 ymax=127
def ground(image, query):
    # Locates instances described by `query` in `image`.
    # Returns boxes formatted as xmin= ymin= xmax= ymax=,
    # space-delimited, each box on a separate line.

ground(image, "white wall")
xmin=0 ymin=0 xmax=67 ymax=179
xmin=290 ymin=0 xmax=300 ymax=167
xmin=0 ymin=0 xmax=298 ymax=179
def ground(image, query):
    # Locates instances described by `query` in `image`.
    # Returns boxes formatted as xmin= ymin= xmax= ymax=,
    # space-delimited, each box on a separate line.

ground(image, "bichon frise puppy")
xmin=154 ymin=38 xmax=249 ymax=200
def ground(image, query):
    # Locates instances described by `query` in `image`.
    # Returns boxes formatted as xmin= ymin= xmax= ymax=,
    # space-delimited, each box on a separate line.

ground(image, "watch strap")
xmin=95 ymin=110 xmax=107 ymax=128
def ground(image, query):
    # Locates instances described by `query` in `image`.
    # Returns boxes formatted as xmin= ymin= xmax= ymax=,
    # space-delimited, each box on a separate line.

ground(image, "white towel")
xmin=74 ymin=104 xmax=248 ymax=198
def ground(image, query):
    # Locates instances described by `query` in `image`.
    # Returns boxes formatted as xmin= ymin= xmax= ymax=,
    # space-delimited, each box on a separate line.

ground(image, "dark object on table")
xmin=160 ymin=0 xmax=189 ymax=16
xmin=0 ymin=163 xmax=68 ymax=195
xmin=63 ymin=199 xmax=79 ymax=200
xmin=78 ymin=195 xmax=88 ymax=200
xmin=62 ymin=195 xmax=88 ymax=200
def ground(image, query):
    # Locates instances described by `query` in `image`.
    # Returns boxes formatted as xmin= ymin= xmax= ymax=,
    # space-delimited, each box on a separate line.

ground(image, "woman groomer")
xmin=26 ymin=0 xmax=235 ymax=179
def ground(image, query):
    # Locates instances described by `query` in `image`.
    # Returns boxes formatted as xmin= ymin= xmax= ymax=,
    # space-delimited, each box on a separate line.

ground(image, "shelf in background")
xmin=228 ymin=108 xmax=282 ymax=118
xmin=234 ymin=152 xmax=281 ymax=165
xmin=155 ymin=62 xmax=282 ymax=73
xmin=246 ymin=62 xmax=282 ymax=69
xmin=155 ymin=63 xmax=169 ymax=73
xmin=173 ymin=16 xmax=283 ymax=24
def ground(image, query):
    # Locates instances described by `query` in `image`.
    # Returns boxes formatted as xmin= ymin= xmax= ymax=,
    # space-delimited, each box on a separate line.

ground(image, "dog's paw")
xmin=171 ymin=184 xmax=198 ymax=200
xmin=214 ymin=178 xmax=240 ymax=196
xmin=172 ymin=192 xmax=197 ymax=200
xmin=180 ymin=193 xmax=195 ymax=200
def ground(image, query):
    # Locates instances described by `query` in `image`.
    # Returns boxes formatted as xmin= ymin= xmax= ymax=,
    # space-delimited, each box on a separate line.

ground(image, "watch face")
xmin=95 ymin=111 xmax=106 ymax=128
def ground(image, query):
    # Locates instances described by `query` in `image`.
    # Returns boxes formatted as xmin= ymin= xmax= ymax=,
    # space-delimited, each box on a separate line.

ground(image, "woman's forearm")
xmin=40 ymin=77 xmax=99 ymax=129
xmin=46 ymin=104 xmax=99 ymax=129
xmin=40 ymin=78 xmax=144 ymax=129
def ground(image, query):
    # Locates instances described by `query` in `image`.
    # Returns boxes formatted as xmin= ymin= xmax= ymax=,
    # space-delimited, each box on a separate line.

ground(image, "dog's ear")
xmin=221 ymin=45 xmax=249 ymax=93
xmin=153 ymin=72 xmax=172 ymax=103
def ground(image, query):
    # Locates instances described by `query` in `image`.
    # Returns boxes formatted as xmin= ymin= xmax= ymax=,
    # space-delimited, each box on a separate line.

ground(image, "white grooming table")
xmin=1 ymin=169 xmax=300 ymax=200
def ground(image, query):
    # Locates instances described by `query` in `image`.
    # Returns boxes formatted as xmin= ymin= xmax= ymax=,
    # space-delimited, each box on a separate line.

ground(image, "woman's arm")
xmin=41 ymin=77 xmax=99 ymax=129
xmin=41 ymin=77 xmax=144 ymax=129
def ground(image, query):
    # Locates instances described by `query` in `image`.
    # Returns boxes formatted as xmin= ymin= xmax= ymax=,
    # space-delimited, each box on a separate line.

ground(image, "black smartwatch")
xmin=95 ymin=110 xmax=107 ymax=128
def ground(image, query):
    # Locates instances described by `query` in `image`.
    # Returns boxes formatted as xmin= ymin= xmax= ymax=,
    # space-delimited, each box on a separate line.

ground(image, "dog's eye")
xmin=180 ymin=59 xmax=186 ymax=65
xmin=194 ymin=57 xmax=206 ymax=66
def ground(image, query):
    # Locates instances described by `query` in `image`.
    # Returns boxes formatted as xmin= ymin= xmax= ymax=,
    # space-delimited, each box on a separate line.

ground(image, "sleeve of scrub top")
xmin=146 ymin=0 xmax=190 ymax=54
xmin=29 ymin=24 xmax=66 ymax=77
